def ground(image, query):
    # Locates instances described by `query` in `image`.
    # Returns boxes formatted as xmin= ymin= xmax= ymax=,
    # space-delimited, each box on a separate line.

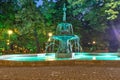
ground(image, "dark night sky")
xmin=35 ymin=0 xmax=57 ymax=7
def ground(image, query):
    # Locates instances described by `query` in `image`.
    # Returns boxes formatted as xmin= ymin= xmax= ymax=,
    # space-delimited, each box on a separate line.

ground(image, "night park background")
xmin=0 ymin=0 xmax=120 ymax=54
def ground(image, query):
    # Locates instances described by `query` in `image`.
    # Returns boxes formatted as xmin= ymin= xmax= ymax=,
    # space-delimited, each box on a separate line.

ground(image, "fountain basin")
xmin=0 ymin=53 xmax=120 ymax=62
xmin=0 ymin=53 xmax=120 ymax=67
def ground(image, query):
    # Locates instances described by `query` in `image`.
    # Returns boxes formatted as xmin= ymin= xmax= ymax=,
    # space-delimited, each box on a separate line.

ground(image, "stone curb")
xmin=0 ymin=60 xmax=120 ymax=67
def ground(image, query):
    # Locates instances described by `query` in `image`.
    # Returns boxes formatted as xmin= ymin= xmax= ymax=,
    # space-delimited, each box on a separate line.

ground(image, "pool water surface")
xmin=0 ymin=53 xmax=120 ymax=62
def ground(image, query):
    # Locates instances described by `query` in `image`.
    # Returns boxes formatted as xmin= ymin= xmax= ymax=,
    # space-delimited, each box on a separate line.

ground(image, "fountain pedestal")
xmin=55 ymin=53 xmax=72 ymax=58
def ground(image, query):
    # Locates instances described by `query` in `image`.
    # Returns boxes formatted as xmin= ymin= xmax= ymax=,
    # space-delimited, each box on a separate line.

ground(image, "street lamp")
xmin=8 ymin=30 xmax=13 ymax=36
xmin=48 ymin=32 xmax=53 ymax=37
xmin=93 ymin=41 xmax=96 ymax=44
xmin=7 ymin=30 xmax=13 ymax=42
xmin=48 ymin=32 xmax=53 ymax=42
xmin=7 ymin=30 xmax=13 ymax=50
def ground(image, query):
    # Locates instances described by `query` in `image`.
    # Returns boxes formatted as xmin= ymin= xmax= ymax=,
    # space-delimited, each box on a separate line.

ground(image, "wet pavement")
xmin=0 ymin=65 xmax=120 ymax=80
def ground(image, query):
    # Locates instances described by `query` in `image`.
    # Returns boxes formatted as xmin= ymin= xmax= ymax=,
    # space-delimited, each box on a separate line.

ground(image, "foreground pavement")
xmin=0 ymin=65 xmax=120 ymax=80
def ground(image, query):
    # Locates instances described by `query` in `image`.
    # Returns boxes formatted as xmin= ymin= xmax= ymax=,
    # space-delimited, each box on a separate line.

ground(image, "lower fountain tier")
xmin=51 ymin=35 xmax=79 ymax=58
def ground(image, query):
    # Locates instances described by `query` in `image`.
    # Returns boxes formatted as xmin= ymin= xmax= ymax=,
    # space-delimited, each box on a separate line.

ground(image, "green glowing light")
xmin=1 ymin=53 xmax=120 ymax=61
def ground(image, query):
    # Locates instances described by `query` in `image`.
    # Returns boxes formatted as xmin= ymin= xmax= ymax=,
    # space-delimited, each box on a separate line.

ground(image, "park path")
xmin=0 ymin=65 xmax=120 ymax=80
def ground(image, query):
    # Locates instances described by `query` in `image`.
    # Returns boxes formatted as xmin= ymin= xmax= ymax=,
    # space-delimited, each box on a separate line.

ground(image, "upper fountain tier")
xmin=56 ymin=4 xmax=73 ymax=35
xmin=56 ymin=22 xmax=73 ymax=35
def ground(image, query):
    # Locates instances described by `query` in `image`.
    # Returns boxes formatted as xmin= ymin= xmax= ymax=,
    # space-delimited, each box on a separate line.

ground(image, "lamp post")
xmin=47 ymin=32 xmax=53 ymax=52
xmin=8 ymin=30 xmax=13 ymax=37
xmin=93 ymin=41 xmax=96 ymax=44
xmin=92 ymin=41 xmax=96 ymax=51
xmin=7 ymin=30 xmax=13 ymax=50
xmin=48 ymin=32 xmax=53 ymax=42
xmin=48 ymin=32 xmax=52 ymax=37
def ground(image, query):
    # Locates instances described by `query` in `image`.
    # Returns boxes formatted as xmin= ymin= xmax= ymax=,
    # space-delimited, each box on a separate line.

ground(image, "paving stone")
xmin=0 ymin=65 xmax=119 ymax=80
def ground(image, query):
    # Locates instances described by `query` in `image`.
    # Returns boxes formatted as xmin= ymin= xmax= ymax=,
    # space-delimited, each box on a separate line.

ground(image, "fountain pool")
xmin=0 ymin=53 xmax=120 ymax=62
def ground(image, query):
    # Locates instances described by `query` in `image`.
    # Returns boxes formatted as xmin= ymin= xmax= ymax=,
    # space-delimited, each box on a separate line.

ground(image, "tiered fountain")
xmin=0 ymin=4 xmax=119 ymax=63
xmin=46 ymin=4 xmax=81 ymax=58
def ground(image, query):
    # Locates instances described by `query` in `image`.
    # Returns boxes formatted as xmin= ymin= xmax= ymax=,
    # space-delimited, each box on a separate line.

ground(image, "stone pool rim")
xmin=0 ymin=53 xmax=120 ymax=67
xmin=0 ymin=60 xmax=120 ymax=67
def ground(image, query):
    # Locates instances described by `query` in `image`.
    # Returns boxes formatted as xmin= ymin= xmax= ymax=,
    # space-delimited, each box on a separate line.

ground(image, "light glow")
xmin=8 ymin=30 xmax=13 ymax=35
xmin=48 ymin=32 xmax=53 ymax=37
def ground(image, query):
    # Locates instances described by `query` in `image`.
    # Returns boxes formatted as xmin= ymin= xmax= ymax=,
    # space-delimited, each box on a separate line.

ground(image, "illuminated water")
xmin=0 ymin=53 xmax=120 ymax=62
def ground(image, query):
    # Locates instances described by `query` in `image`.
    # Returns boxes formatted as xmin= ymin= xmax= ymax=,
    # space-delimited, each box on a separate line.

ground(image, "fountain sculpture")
xmin=45 ymin=4 xmax=81 ymax=58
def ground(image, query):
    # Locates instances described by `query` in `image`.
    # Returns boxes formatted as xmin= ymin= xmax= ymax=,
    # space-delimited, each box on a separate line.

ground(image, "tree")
xmin=66 ymin=0 xmax=120 ymax=31
xmin=14 ymin=0 xmax=47 ymax=53
xmin=67 ymin=0 xmax=120 ymax=52
xmin=0 ymin=0 xmax=18 ymax=51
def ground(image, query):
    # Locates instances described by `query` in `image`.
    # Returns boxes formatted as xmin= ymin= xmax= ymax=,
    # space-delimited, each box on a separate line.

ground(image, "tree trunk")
xmin=34 ymin=28 xmax=40 ymax=53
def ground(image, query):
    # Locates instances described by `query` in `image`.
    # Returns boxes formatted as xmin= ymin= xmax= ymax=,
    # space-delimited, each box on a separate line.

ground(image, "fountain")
xmin=45 ymin=4 xmax=81 ymax=58
xmin=0 ymin=4 xmax=120 ymax=64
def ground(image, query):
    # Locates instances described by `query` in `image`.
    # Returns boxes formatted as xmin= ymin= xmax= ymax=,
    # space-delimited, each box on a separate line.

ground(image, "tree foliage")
xmin=67 ymin=0 xmax=120 ymax=31
xmin=14 ymin=0 xmax=46 ymax=52
xmin=67 ymin=0 xmax=120 ymax=51
xmin=0 ymin=0 xmax=120 ymax=53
